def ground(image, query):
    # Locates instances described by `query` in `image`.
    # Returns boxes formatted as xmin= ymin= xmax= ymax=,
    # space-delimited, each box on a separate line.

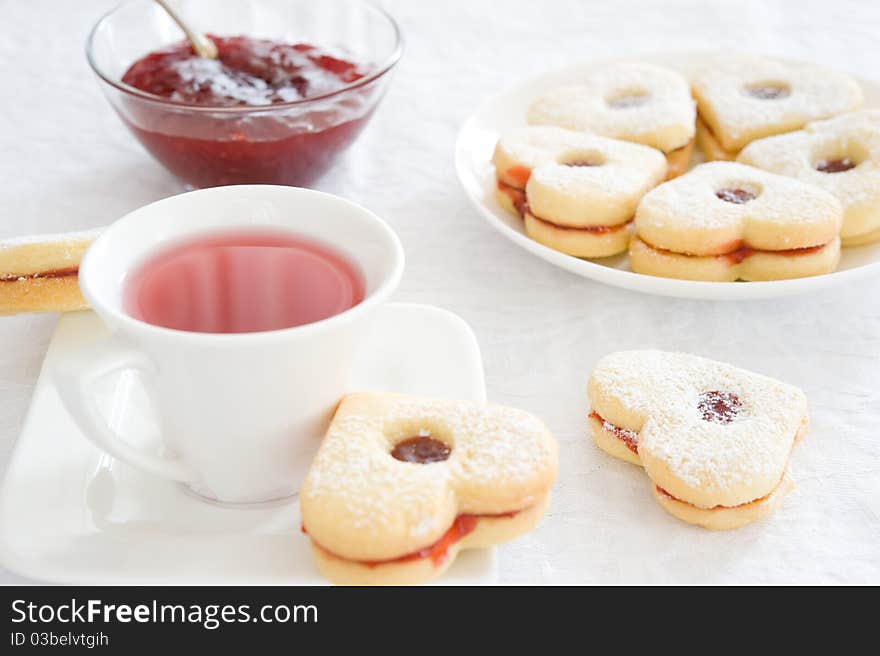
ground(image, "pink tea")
xmin=125 ymin=230 xmax=365 ymax=333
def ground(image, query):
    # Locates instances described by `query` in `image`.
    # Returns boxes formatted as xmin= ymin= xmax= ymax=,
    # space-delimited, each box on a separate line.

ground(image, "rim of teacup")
xmin=79 ymin=185 xmax=405 ymax=343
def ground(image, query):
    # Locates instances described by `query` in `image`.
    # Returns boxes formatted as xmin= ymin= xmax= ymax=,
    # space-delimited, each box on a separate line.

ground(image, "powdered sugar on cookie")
xmin=0 ymin=228 xmax=101 ymax=277
xmin=588 ymin=350 xmax=807 ymax=511
xmin=738 ymin=123 xmax=880 ymax=245
xmin=527 ymin=62 xmax=695 ymax=153
xmin=692 ymin=54 xmax=862 ymax=152
xmin=634 ymin=161 xmax=842 ymax=252
xmin=301 ymin=392 xmax=558 ymax=563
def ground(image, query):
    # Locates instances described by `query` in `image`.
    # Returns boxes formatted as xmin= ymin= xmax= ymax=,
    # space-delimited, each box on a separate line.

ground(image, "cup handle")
xmin=55 ymin=337 xmax=197 ymax=484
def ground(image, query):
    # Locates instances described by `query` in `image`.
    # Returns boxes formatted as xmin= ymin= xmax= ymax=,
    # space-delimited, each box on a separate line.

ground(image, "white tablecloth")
xmin=2 ymin=0 xmax=878 ymax=584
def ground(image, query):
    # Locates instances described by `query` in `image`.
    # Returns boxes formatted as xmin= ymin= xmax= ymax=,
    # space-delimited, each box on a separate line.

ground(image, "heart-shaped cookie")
xmin=493 ymin=125 xmax=666 ymax=257
xmin=527 ymin=62 xmax=695 ymax=177
xmin=588 ymin=350 xmax=808 ymax=530
xmin=630 ymin=161 xmax=843 ymax=281
xmin=739 ymin=116 xmax=880 ymax=246
xmin=692 ymin=54 xmax=862 ymax=159
xmin=300 ymin=392 xmax=558 ymax=584
xmin=808 ymin=109 xmax=880 ymax=134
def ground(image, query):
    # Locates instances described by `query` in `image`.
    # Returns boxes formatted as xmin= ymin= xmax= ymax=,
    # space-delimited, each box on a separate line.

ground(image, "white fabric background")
xmin=1 ymin=0 xmax=878 ymax=584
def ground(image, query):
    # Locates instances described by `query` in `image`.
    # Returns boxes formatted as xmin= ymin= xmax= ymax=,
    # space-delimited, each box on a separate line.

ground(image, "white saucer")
xmin=0 ymin=303 xmax=494 ymax=584
xmin=455 ymin=51 xmax=880 ymax=300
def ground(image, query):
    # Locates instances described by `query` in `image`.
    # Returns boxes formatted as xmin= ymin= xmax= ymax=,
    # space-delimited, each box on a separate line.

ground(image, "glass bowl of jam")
xmin=86 ymin=0 xmax=402 ymax=188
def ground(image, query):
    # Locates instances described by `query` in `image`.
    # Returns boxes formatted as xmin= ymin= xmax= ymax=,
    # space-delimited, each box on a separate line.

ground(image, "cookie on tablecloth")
xmin=588 ymin=350 xmax=807 ymax=530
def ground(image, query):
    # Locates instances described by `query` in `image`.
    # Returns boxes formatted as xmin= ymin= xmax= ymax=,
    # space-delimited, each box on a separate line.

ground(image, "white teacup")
xmin=56 ymin=185 xmax=404 ymax=504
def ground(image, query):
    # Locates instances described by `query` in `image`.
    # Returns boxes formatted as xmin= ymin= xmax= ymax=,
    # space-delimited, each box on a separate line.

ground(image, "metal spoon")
xmin=153 ymin=0 xmax=218 ymax=59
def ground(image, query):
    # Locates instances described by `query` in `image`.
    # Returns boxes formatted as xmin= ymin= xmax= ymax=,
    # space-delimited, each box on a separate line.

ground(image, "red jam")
xmin=119 ymin=35 xmax=374 ymax=188
xmin=697 ymin=390 xmax=742 ymax=424
xmin=386 ymin=515 xmax=479 ymax=566
xmin=589 ymin=411 xmax=638 ymax=454
xmin=504 ymin=165 xmax=532 ymax=189
xmin=1 ymin=267 xmax=78 ymax=282
xmin=815 ymin=158 xmax=856 ymax=173
xmin=721 ymin=242 xmax=826 ymax=265
xmin=656 ymin=485 xmax=771 ymax=510
xmin=497 ymin=173 xmax=630 ymax=233
xmin=305 ymin=509 xmax=522 ymax=568
xmin=716 ymin=188 xmax=757 ymax=204
xmin=123 ymin=36 xmax=364 ymax=106
xmin=391 ymin=436 xmax=451 ymax=464
xmin=530 ymin=214 xmax=632 ymax=233
xmin=365 ymin=510 xmax=521 ymax=567
xmin=497 ymin=180 xmax=529 ymax=217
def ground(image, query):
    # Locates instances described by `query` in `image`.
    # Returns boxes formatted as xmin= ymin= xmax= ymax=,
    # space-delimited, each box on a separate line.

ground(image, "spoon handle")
xmin=154 ymin=0 xmax=218 ymax=59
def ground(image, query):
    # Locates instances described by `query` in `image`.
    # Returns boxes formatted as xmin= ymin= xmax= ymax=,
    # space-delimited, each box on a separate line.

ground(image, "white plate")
xmin=455 ymin=51 xmax=880 ymax=300
xmin=0 ymin=303 xmax=494 ymax=584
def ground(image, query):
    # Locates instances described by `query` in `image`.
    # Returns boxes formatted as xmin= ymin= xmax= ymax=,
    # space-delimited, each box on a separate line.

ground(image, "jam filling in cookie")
xmin=698 ymin=390 xmax=742 ymax=423
xmin=391 ymin=435 xmax=451 ymax=463
xmin=0 ymin=267 xmax=78 ymax=282
xmin=496 ymin=180 xmax=529 ymax=216
xmin=501 ymin=165 xmax=532 ymax=189
xmin=309 ymin=507 xmax=525 ymax=568
xmin=815 ymin=158 xmax=856 ymax=173
xmin=719 ymin=243 xmax=828 ymax=265
xmin=497 ymin=181 xmax=634 ymax=234
xmin=640 ymin=238 xmax=831 ymax=266
xmin=528 ymin=214 xmax=632 ymax=234
xmin=715 ymin=188 xmax=757 ymax=204
xmin=654 ymin=484 xmax=774 ymax=511
xmin=589 ymin=411 xmax=638 ymax=453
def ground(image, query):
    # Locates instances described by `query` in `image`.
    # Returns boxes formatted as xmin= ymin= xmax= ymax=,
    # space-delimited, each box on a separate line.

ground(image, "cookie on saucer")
xmin=300 ymin=392 xmax=558 ymax=584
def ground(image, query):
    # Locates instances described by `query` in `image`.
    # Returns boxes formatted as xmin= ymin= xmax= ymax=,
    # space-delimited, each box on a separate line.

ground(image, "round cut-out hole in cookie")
xmin=715 ymin=187 xmax=758 ymax=204
xmin=742 ymin=82 xmax=791 ymax=100
xmin=391 ymin=435 xmax=451 ymax=463
xmin=697 ymin=390 xmax=743 ymax=424
xmin=606 ymin=89 xmax=651 ymax=109
xmin=815 ymin=157 xmax=857 ymax=173
xmin=559 ymin=149 xmax=606 ymax=168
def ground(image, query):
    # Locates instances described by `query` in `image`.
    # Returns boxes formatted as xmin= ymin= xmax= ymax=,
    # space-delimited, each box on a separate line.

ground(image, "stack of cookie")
xmin=587 ymin=350 xmax=808 ymax=530
xmin=493 ymin=126 xmax=666 ymax=258
xmin=300 ymin=393 xmax=559 ymax=585
xmin=0 ymin=230 xmax=99 ymax=315
xmin=493 ymin=54 xmax=880 ymax=281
